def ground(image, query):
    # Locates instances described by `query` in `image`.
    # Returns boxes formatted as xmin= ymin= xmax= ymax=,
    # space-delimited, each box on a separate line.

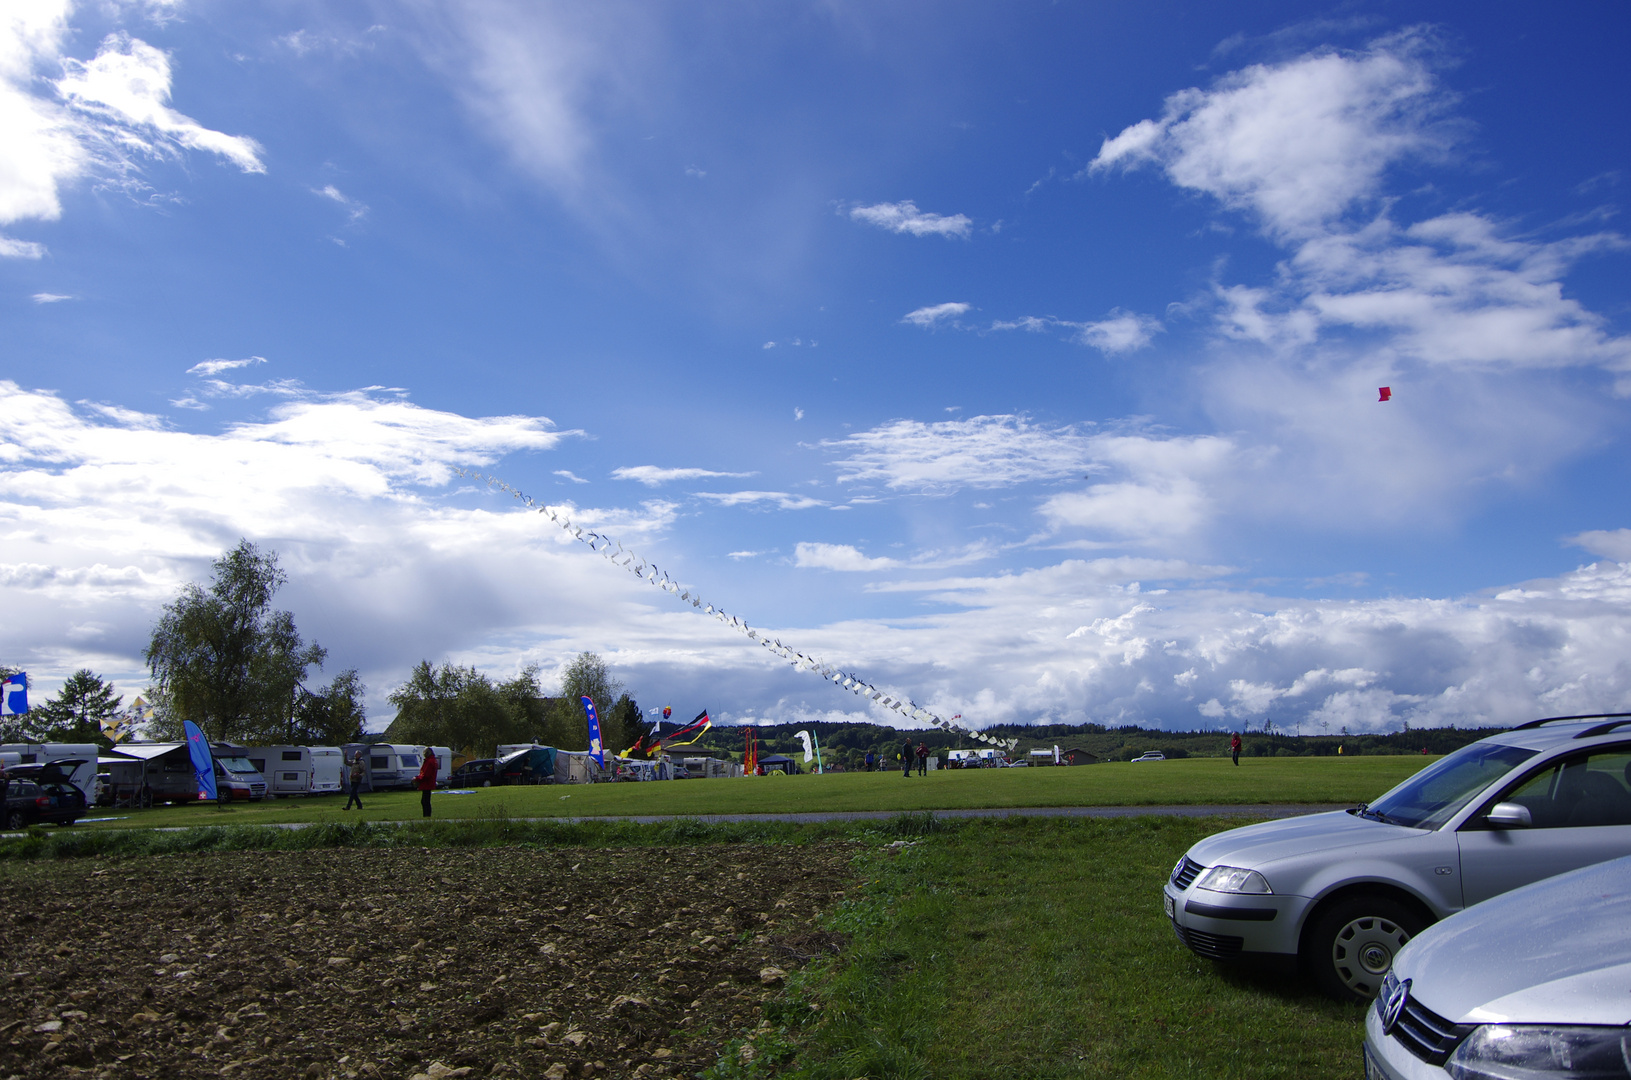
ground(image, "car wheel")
xmin=5 ymin=810 xmax=24 ymax=830
xmin=1306 ymin=894 xmax=1425 ymax=1002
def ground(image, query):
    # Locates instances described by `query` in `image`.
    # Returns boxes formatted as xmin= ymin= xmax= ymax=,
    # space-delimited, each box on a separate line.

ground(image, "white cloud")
xmin=612 ymin=465 xmax=757 ymax=486
xmin=993 ymin=310 xmax=1164 ymax=354
xmin=826 ymin=414 xmax=1100 ymax=494
xmin=30 ymin=292 xmax=72 ymax=303
xmin=314 ymin=184 xmax=368 ymax=221
xmin=693 ymin=491 xmax=826 ymax=511
xmin=795 ymin=542 xmax=900 ymax=572
xmin=793 ymin=407 xmax=804 ymax=421
xmin=0 ymin=7 xmax=262 ymax=238
xmin=553 ymin=469 xmax=589 ymax=484
xmin=1091 ymin=29 xmax=1454 ymax=239
xmin=1571 ymin=530 xmax=1631 ymax=561
xmin=1074 ymin=310 xmax=1163 ymax=353
xmin=849 ymin=200 xmax=972 ymax=239
xmin=726 ymin=550 xmax=760 ymax=561
xmin=0 ymin=237 xmax=46 ymax=259
xmin=55 ymin=33 xmax=263 ymax=172
xmin=1039 ymin=434 xmax=1236 ymax=542
xmin=901 ymin=302 xmax=970 ymax=328
xmin=187 ymin=356 xmax=267 ymax=377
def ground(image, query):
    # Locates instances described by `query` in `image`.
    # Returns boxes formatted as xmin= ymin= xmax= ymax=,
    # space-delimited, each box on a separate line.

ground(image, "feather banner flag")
xmin=796 ymin=730 xmax=814 ymax=763
xmin=183 ymin=721 xmax=218 ymax=801
xmin=0 ymin=672 xmax=27 ymax=716
xmin=455 ymin=467 xmax=1001 ymax=748
xmin=581 ymin=696 xmax=604 ymax=768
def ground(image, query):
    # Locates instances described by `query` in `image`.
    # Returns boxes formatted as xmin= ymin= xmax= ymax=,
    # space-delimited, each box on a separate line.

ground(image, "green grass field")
xmin=728 ymin=814 xmax=1366 ymax=1080
xmin=76 ymin=755 xmax=1435 ymax=830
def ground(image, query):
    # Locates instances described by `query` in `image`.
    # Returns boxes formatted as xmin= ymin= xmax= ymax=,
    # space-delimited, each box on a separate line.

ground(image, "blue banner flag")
xmin=183 ymin=721 xmax=218 ymax=801
xmin=581 ymin=696 xmax=604 ymax=768
xmin=0 ymin=672 xmax=27 ymax=716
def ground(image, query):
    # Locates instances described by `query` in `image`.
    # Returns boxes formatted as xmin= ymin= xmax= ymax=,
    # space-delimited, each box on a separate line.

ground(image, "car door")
xmin=1458 ymin=744 xmax=1631 ymax=907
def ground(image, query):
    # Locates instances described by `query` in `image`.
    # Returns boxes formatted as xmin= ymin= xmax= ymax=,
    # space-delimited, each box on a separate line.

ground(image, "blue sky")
xmin=4 ymin=1 xmax=1630 ymax=734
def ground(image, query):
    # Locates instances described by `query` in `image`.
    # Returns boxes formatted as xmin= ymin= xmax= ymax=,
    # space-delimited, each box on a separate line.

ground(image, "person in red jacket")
xmin=415 ymin=750 xmax=438 ymax=818
xmin=1230 ymin=732 xmax=1242 ymax=766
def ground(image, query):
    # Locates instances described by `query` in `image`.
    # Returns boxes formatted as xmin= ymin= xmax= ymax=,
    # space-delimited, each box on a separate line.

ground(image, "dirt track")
xmin=0 ymin=844 xmax=857 ymax=1080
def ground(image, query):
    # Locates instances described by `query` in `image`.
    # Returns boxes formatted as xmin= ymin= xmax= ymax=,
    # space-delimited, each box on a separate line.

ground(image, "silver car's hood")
xmin=1188 ymin=810 xmax=1423 ymax=874
xmin=1394 ymin=855 xmax=1631 ymax=1025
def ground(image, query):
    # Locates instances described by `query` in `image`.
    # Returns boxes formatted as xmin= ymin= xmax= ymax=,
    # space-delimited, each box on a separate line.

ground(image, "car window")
xmin=9 ymin=779 xmax=39 ymax=796
xmin=1368 ymin=741 xmax=1540 ymax=829
xmin=1495 ymin=747 xmax=1631 ymax=828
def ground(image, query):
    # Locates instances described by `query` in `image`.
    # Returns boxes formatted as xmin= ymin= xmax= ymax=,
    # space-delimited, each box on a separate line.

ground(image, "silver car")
xmin=1162 ymin=715 xmax=1631 ymax=1000
xmin=1363 ymin=853 xmax=1631 ymax=1080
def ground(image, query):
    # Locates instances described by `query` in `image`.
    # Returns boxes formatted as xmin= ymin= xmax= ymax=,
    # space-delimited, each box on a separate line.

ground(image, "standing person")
xmin=415 ymin=748 xmax=438 ymax=818
xmin=901 ymin=738 xmax=914 ymax=778
xmin=864 ymin=750 xmax=876 ymax=772
xmin=1230 ymin=732 xmax=1242 ymax=766
xmin=916 ymin=742 xmax=928 ymax=776
xmin=344 ymin=751 xmax=366 ymax=810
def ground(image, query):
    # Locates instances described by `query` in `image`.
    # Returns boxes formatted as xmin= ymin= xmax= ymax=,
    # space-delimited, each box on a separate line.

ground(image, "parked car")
xmin=1162 ymin=714 xmax=1631 ymax=1000
xmin=212 ymin=755 xmax=268 ymax=801
xmin=1363 ymin=853 xmax=1631 ymax=1080
xmin=1132 ymin=751 xmax=1167 ymax=762
xmin=450 ymin=759 xmax=496 ymax=787
xmin=3 ymin=767 xmax=89 ymax=828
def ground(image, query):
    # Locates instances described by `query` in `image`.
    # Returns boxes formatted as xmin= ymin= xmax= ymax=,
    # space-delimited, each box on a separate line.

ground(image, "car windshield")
xmin=1366 ymin=741 xmax=1540 ymax=829
xmin=218 ymin=757 xmax=258 ymax=774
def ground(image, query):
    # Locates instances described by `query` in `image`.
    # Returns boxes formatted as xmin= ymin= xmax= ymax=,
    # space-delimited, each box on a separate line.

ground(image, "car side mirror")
xmin=1486 ymin=802 xmax=1532 ymax=828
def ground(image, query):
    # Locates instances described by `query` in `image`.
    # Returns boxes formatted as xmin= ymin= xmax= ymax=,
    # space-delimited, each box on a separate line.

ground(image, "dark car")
xmin=450 ymin=759 xmax=496 ymax=788
xmin=3 ymin=767 xmax=89 ymax=829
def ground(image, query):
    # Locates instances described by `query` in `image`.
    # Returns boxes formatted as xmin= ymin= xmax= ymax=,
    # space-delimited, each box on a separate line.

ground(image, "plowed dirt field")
xmin=0 ymin=843 xmax=857 ymax=1080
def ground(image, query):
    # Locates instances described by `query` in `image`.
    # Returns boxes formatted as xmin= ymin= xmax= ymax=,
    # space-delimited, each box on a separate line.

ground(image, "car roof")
xmin=1475 ymin=716 xmax=1631 ymax=752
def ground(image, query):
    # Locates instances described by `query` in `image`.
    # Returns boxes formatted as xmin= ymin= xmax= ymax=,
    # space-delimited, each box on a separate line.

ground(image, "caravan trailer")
xmin=244 ymin=746 xmax=345 ymax=796
xmin=344 ymin=744 xmax=424 ymax=790
xmin=0 ymin=743 xmax=100 ymax=803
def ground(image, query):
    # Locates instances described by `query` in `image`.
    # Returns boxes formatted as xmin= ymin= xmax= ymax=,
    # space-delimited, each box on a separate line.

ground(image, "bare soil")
xmin=0 ymin=843 xmax=857 ymax=1080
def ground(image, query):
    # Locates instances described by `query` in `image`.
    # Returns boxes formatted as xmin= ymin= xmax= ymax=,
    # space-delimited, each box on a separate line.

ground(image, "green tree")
xmin=145 ymin=540 xmax=328 ymax=742
xmin=387 ymin=662 xmax=546 ymax=756
xmin=292 ymin=669 xmax=368 ymax=746
xmin=549 ymin=652 xmax=624 ymax=754
xmin=29 ymin=669 xmax=122 ymax=747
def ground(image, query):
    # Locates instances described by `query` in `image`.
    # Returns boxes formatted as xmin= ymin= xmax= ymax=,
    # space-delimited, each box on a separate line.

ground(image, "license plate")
xmin=1363 ymin=1044 xmax=1391 ymax=1080
xmin=1163 ymin=891 xmax=1176 ymax=919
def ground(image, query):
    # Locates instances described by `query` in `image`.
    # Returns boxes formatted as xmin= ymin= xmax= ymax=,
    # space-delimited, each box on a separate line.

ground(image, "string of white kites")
xmin=456 ymin=468 xmax=1018 ymax=751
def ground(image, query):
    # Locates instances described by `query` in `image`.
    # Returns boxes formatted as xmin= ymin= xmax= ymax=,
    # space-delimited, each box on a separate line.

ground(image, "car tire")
xmin=5 ymin=810 xmax=24 ymax=830
xmin=1305 ymin=894 xmax=1425 ymax=1002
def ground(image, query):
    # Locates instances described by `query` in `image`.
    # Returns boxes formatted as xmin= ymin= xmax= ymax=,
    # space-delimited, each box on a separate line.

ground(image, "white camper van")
xmin=364 ymin=744 xmax=423 ymax=790
xmin=244 ymin=746 xmax=345 ymax=796
xmin=0 ymin=743 xmax=100 ymax=802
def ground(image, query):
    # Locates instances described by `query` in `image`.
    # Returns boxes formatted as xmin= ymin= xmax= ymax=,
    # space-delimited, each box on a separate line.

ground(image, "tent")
xmin=495 ymin=746 xmax=556 ymax=785
xmin=756 ymin=754 xmax=801 ymax=776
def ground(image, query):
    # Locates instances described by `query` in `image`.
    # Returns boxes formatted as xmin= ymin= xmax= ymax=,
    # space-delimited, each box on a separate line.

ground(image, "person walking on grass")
xmin=902 ymin=738 xmax=914 ymax=778
xmin=344 ymin=751 xmax=366 ymax=810
xmin=916 ymin=742 xmax=928 ymax=776
xmin=415 ymin=748 xmax=439 ymax=818
xmin=1230 ymin=732 xmax=1242 ymax=766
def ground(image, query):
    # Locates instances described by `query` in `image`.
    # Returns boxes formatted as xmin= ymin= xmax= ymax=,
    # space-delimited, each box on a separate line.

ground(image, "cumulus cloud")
xmin=794 ymin=542 xmax=900 ymax=572
xmin=849 ymin=200 xmax=972 ymax=238
xmin=1571 ymin=530 xmax=1631 ymax=561
xmin=0 ymin=5 xmax=262 ymax=245
xmin=612 ymin=465 xmax=757 ymax=486
xmin=992 ymin=309 xmax=1164 ymax=353
xmin=901 ymin=302 xmax=970 ymax=328
xmin=1091 ymin=28 xmax=1454 ymax=239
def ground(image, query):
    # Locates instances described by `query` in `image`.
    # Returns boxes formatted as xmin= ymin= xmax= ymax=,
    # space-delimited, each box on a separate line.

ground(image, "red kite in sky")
xmin=1378 ymin=387 xmax=1392 ymax=401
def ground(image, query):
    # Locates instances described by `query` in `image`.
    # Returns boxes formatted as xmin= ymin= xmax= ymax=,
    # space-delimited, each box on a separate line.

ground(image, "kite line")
xmin=455 ymin=468 xmax=1016 ymax=750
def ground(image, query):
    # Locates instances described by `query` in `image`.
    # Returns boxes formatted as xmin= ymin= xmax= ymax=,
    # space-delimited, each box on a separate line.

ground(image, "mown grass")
xmin=73 ymin=754 xmax=1431 ymax=830
xmin=720 ymin=815 xmax=1365 ymax=1080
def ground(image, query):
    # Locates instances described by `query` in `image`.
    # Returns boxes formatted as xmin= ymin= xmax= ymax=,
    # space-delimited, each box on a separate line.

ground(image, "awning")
xmin=103 ymin=743 xmax=186 ymax=760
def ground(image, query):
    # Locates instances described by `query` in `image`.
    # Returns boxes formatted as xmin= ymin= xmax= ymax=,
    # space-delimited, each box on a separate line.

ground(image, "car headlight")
xmin=1194 ymin=865 xmax=1272 ymax=894
xmin=1447 ymin=1025 xmax=1631 ymax=1080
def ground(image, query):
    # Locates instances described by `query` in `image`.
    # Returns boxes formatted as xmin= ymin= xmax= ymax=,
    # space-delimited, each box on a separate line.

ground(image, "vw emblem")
xmin=1380 ymin=977 xmax=1411 ymax=1036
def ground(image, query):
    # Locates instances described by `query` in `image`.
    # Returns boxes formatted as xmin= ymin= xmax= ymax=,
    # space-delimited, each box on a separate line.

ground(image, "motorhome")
xmin=243 ymin=746 xmax=344 ymax=796
xmin=341 ymin=743 xmax=425 ymax=790
xmin=0 ymin=743 xmax=100 ymax=802
xmin=209 ymin=747 xmax=269 ymax=801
